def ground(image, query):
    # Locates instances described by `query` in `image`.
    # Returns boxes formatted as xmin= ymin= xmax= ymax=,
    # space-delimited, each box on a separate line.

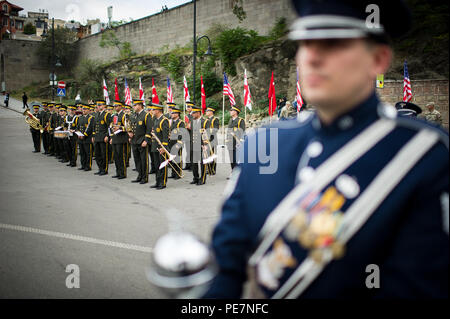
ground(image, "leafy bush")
xmin=215 ymin=27 xmax=264 ymax=76
xmin=23 ymin=23 xmax=36 ymax=35
xmin=269 ymin=17 xmax=288 ymax=40
xmin=161 ymin=52 xmax=183 ymax=81
xmin=74 ymin=59 xmax=105 ymax=101
xmin=38 ymin=27 xmax=77 ymax=73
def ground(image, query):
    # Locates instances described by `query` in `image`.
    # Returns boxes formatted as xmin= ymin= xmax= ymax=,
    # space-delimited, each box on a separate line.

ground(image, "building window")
xmin=2 ymin=17 xmax=8 ymax=27
xmin=11 ymin=19 xmax=14 ymax=27
xmin=17 ymin=21 xmax=23 ymax=29
xmin=2 ymin=4 xmax=8 ymax=13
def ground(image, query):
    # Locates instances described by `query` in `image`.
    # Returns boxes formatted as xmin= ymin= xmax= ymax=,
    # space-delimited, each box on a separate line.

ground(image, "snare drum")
xmin=54 ymin=131 xmax=70 ymax=139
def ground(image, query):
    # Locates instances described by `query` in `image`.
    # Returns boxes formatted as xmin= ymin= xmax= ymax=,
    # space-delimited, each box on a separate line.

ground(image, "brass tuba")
xmin=23 ymin=109 xmax=44 ymax=133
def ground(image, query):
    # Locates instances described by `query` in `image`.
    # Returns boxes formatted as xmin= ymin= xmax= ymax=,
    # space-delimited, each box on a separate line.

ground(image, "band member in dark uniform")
xmin=129 ymin=99 xmax=152 ymax=184
xmin=150 ymin=103 xmax=170 ymax=189
xmin=93 ymin=100 xmax=112 ymax=176
xmin=110 ymin=100 xmax=128 ymax=179
xmin=168 ymin=103 xmax=185 ymax=180
xmin=77 ymin=104 xmax=95 ymax=171
xmin=29 ymin=104 xmax=42 ymax=153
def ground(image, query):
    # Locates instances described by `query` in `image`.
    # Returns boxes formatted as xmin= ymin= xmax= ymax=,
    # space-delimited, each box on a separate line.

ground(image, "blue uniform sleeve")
xmin=375 ymin=147 xmax=449 ymax=298
xmin=203 ymin=167 xmax=253 ymax=298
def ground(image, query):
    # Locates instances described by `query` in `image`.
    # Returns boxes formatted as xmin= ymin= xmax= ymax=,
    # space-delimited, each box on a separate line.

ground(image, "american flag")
xmin=296 ymin=68 xmax=304 ymax=111
xmin=183 ymin=75 xmax=190 ymax=102
xmin=244 ymin=69 xmax=252 ymax=110
xmin=151 ymin=78 xmax=159 ymax=104
xmin=124 ymin=77 xmax=132 ymax=106
xmin=103 ymin=78 xmax=110 ymax=105
xmin=167 ymin=77 xmax=173 ymax=103
xmin=403 ymin=60 xmax=412 ymax=102
xmin=223 ymin=72 xmax=235 ymax=106
xmin=139 ymin=77 xmax=145 ymax=106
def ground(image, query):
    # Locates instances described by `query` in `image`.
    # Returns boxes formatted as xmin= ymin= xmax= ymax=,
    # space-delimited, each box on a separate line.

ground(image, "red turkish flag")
xmin=268 ymin=71 xmax=276 ymax=116
xmin=114 ymin=78 xmax=120 ymax=101
xmin=151 ymin=78 xmax=160 ymax=104
xmin=201 ymin=75 xmax=206 ymax=114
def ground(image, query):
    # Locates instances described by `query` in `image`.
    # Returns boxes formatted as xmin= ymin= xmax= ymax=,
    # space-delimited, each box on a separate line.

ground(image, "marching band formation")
xmin=25 ymin=99 xmax=246 ymax=190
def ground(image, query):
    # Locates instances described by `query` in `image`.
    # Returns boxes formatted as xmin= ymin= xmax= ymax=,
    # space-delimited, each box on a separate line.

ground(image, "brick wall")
xmin=376 ymin=79 xmax=449 ymax=129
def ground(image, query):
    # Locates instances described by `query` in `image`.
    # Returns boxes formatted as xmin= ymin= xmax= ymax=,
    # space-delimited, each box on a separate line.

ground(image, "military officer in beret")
xmin=93 ymin=100 xmax=112 ymax=176
xmin=149 ymin=103 xmax=170 ymax=189
xmin=204 ymin=0 xmax=448 ymax=299
xmin=168 ymin=103 xmax=185 ymax=180
xmin=110 ymin=100 xmax=128 ymax=179
xmin=205 ymin=105 xmax=220 ymax=175
xmin=227 ymin=105 xmax=246 ymax=171
xmin=77 ymin=104 xmax=95 ymax=171
xmin=189 ymin=103 xmax=208 ymax=185
xmin=129 ymin=99 xmax=152 ymax=184
xmin=29 ymin=104 xmax=42 ymax=153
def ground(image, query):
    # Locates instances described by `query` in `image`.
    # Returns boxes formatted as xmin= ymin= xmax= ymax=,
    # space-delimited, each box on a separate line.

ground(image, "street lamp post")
xmin=192 ymin=0 xmax=213 ymax=105
xmin=42 ymin=18 xmax=61 ymax=102
xmin=51 ymin=17 xmax=55 ymax=101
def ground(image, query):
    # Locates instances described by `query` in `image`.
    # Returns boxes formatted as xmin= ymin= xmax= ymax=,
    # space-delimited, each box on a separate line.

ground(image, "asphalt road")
xmin=0 ymin=103 xmax=229 ymax=298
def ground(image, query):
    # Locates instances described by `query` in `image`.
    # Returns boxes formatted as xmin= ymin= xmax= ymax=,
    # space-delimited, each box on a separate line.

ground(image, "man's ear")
xmin=371 ymin=44 xmax=392 ymax=78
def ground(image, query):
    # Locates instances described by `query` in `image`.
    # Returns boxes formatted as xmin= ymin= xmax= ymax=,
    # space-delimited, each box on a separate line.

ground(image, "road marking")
xmin=0 ymin=223 xmax=153 ymax=253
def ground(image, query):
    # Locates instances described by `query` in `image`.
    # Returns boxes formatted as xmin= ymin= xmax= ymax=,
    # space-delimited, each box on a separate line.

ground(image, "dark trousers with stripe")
xmin=42 ymin=131 xmax=49 ymax=153
xmin=126 ymin=143 xmax=131 ymax=166
xmin=169 ymin=145 xmax=183 ymax=178
xmin=31 ymin=129 xmax=41 ymax=152
xmin=68 ymin=136 xmax=77 ymax=166
xmin=63 ymin=138 xmax=72 ymax=161
xmin=153 ymin=152 xmax=168 ymax=187
xmin=132 ymin=144 xmax=148 ymax=182
xmin=94 ymin=141 xmax=108 ymax=173
xmin=192 ymin=156 xmax=207 ymax=184
xmin=113 ymin=143 xmax=127 ymax=178
xmin=80 ymin=143 xmax=93 ymax=169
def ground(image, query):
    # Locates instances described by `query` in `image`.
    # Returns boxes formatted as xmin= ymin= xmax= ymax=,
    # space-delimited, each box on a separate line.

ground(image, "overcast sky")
xmin=13 ymin=0 xmax=191 ymax=24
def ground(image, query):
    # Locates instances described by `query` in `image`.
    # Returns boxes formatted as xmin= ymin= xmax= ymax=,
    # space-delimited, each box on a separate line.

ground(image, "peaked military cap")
xmin=59 ymin=105 xmax=67 ymax=110
xmin=230 ymin=105 xmax=241 ymax=113
xmin=395 ymin=101 xmax=422 ymax=116
xmin=32 ymin=104 xmax=40 ymax=109
xmin=67 ymin=105 xmax=77 ymax=110
xmin=132 ymin=99 xmax=144 ymax=105
xmin=289 ymin=0 xmax=411 ymax=42
xmin=206 ymin=106 xmax=217 ymax=112
xmin=189 ymin=103 xmax=202 ymax=112
xmin=186 ymin=101 xmax=195 ymax=108
xmin=113 ymin=100 xmax=124 ymax=106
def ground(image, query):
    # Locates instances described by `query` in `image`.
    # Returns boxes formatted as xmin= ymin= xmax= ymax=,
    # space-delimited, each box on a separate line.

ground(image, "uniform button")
xmin=336 ymin=174 xmax=360 ymax=199
xmin=338 ymin=116 xmax=354 ymax=130
xmin=306 ymin=141 xmax=323 ymax=158
xmin=298 ymin=166 xmax=315 ymax=183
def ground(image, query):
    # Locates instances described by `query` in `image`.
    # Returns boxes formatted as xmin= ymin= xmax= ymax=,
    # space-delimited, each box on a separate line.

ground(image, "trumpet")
xmin=151 ymin=132 xmax=185 ymax=178
xmin=23 ymin=109 xmax=44 ymax=133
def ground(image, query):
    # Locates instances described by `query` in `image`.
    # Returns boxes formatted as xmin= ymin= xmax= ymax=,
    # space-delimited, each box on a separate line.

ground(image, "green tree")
xmin=23 ymin=22 xmax=36 ymax=35
xmin=37 ymin=27 xmax=78 ymax=74
xmin=215 ymin=27 xmax=264 ymax=76
xmin=99 ymin=30 xmax=136 ymax=59
xmin=74 ymin=59 xmax=105 ymax=101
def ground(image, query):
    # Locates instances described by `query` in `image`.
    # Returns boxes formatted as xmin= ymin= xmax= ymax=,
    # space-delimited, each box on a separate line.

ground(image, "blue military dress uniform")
xmin=204 ymin=92 xmax=449 ymax=298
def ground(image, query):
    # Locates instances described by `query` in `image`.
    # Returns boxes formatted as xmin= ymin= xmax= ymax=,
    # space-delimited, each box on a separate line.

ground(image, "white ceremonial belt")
xmin=273 ymin=128 xmax=439 ymax=299
xmin=249 ymin=118 xmax=397 ymax=266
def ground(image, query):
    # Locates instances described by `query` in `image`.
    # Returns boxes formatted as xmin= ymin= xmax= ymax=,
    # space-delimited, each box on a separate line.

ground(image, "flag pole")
xmin=222 ymin=94 xmax=225 ymax=144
